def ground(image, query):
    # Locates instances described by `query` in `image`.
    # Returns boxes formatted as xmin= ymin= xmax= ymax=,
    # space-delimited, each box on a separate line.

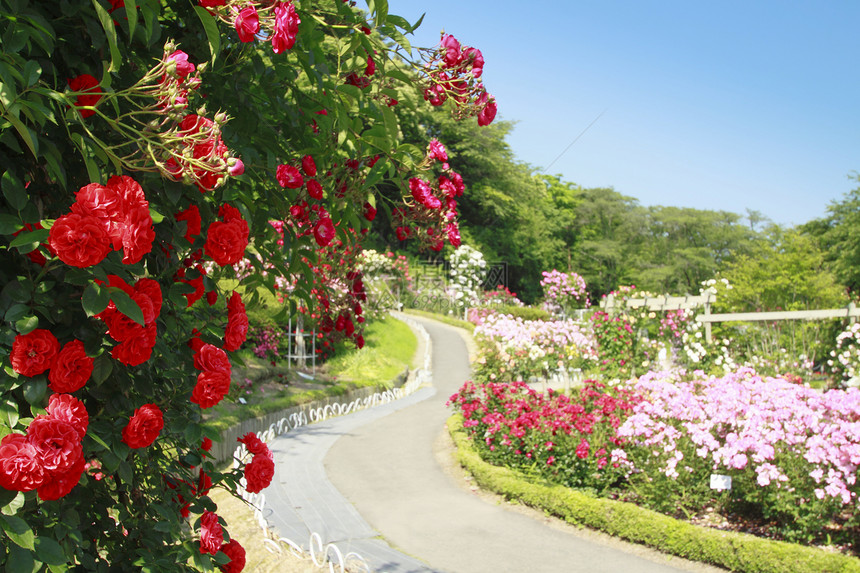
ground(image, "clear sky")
xmin=384 ymin=0 xmax=860 ymax=227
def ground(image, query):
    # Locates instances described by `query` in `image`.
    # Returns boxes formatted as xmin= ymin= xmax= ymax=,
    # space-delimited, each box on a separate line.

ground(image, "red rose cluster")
xmin=0 ymin=393 xmax=89 ymax=500
xmin=224 ymin=291 xmax=248 ymax=352
xmin=95 ymin=275 xmax=163 ymax=367
xmin=204 ymin=203 xmax=250 ymax=266
xmin=191 ymin=344 xmax=232 ymax=408
xmin=166 ymin=114 xmax=245 ymax=193
xmin=11 ymin=329 xmax=95 ymax=391
xmin=202 ymin=0 xmax=300 ymax=55
xmin=48 ymin=175 xmax=155 ymax=268
xmin=237 ymin=432 xmax=274 ymax=494
xmin=420 ymin=33 xmax=496 ymax=126
xmin=395 ymin=138 xmax=464 ymax=251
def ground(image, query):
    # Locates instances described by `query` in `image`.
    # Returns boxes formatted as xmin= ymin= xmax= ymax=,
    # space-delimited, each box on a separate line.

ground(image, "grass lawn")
xmin=202 ymin=314 xmax=417 ymax=434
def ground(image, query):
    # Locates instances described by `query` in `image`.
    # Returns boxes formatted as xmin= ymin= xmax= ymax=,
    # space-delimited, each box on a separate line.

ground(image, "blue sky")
xmin=384 ymin=0 xmax=860 ymax=227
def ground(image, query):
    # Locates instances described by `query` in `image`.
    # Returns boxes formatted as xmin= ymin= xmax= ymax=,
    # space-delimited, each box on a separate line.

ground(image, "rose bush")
xmin=0 ymin=0 xmax=495 ymax=570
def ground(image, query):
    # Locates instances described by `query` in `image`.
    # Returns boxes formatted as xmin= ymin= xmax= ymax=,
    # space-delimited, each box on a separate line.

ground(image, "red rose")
xmin=477 ymin=94 xmax=497 ymax=127
xmin=237 ymin=432 xmax=269 ymax=457
xmin=276 ymin=164 xmax=303 ymax=189
xmin=301 ymin=154 xmax=317 ymax=177
xmin=46 ymin=393 xmax=89 ymax=439
xmin=193 ymin=344 xmax=231 ymax=375
xmin=37 ymin=452 xmax=85 ymax=501
xmin=191 ymin=371 xmax=231 ymax=409
xmin=234 ymin=6 xmax=260 ymax=43
xmin=122 ymin=404 xmax=164 ymax=449
xmin=27 ymin=416 xmax=82 ymax=475
xmin=131 ymin=277 xmax=163 ymax=324
xmin=175 ymin=264 xmax=206 ymax=307
xmin=71 ymin=182 xmax=121 ymax=244
xmin=175 ymin=204 xmax=202 ymax=244
xmin=49 ymin=212 xmax=112 ymax=268
xmin=120 ymin=205 xmax=155 ymax=264
xmin=204 ymin=212 xmax=249 ymax=266
xmin=201 ymin=437 xmax=213 ymax=452
xmin=224 ymin=291 xmax=248 ymax=352
xmin=111 ymin=323 xmax=157 ymax=366
xmin=48 ymin=340 xmax=93 ymax=393
xmin=166 ymin=50 xmax=196 ymax=79
xmin=272 ymin=0 xmax=299 ymax=54
xmin=11 ymin=329 xmax=59 ymax=377
xmin=363 ymin=202 xmax=376 ymax=221
xmin=219 ymin=539 xmax=246 ymax=573
xmin=0 ymin=433 xmax=46 ymax=492
xmin=67 ymin=74 xmax=102 ymax=118
xmin=196 ymin=469 xmax=212 ymax=495
xmin=312 ymin=217 xmax=335 ymax=247
xmin=199 ymin=510 xmax=223 ymax=555
xmin=243 ymin=453 xmax=274 ymax=493
xmin=306 ymin=179 xmax=323 ymax=200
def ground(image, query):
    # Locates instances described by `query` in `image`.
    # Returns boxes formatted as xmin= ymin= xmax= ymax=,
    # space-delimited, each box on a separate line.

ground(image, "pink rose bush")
xmin=616 ymin=368 xmax=860 ymax=543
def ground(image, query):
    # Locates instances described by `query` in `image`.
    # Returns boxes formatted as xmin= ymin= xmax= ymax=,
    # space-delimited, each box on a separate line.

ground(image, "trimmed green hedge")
xmin=446 ymin=414 xmax=860 ymax=573
xmin=495 ymin=305 xmax=552 ymax=321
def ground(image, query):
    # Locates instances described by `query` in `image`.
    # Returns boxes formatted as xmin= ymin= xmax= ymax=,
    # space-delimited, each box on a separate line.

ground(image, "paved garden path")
xmin=268 ymin=316 xmax=723 ymax=573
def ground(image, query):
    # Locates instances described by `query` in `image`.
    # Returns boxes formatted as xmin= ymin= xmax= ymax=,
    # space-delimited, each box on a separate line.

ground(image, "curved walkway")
xmin=267 ymin=316 xmax=722 ymax=573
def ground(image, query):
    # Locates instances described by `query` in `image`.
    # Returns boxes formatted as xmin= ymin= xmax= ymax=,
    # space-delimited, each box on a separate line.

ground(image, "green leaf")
xmin=108 ymin=288 xmax=144 ymax=326
xmin=1 ymin=491 xmax=24 ymax=517
xmin=15 ymin=315 xmax=39 ymax=335
xmin=0 ymin=213 xmax=22 ymax=235
xmin=194 ymin=6 xmax=220 ymax=65
xmin=6 ymin=543 xmax=38 ymax=573
xmin=118 ymin=460 xmax=133 ymax=484
xmin=0 ymin=489 xmax=16 ymax=511
xmin=82 ymin=283 xmax=110 ymax=317
xmin=22 ymin=377 xmax=46 ymax=406
xmin=4 ymin=304 xmax=30 ymax=323
xmin=1 ymin=514 xmax=35 ymax=550
xmin=34 ymin=537 xmax=66 ymax=566
xmin=91 ymin=354 xmax=112 ymax=385
xmin=22 ymin=61 xmax=41 ymax=88
xmin=2 ymin=170 xmax=27 ymax=211
xmin=3 ymin=112 xmax=38 ymax=158
xmin=124 ymin=1 xmax=138 ymax=40
xmin=91 ymin=0 xmax=121 ymax=73
xmin=9 ymin=228 xmax=48 ymax=253
xmin=149 ymin=207 xmax=164 ymax=224
xmin=86 ymin=430 xmax=110 ymax=452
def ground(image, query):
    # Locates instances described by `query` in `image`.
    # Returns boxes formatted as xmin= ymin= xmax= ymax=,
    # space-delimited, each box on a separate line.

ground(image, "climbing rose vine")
xmin=0 ymin=0 xmax=496 ymax=571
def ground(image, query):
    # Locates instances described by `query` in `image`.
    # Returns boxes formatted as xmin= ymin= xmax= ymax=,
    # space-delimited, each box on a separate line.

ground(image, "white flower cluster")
xmin=699 ymin=277 xmax=733 ymax=296
xmin=358 ymin=249 xmax=391 ymax=276
xmin=829 ymin=322 xmax=860 ymax=383
xmin=448 ymin=244 xmax=487 ymax=306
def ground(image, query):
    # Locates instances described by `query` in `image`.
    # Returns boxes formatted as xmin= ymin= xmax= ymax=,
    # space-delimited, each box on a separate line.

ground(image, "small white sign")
xmin=710 ymin=474 xmax=732 ymax=490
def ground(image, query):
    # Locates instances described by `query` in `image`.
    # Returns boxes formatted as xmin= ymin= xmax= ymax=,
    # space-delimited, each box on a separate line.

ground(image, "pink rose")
xmin=234 ymin=6 xmax=260 ymax=43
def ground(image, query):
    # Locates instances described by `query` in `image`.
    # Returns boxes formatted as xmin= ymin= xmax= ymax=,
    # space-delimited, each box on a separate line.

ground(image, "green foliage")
xmin=493 ymin=305 xmax=550 ymax=321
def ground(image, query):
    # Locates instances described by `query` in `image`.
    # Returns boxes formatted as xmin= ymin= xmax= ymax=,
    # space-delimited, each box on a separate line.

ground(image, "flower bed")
xmin=449 ymin=368 xmax=860 ymax=553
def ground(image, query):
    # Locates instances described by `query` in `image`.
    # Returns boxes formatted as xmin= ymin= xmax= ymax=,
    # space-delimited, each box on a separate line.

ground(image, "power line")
xmin=542 ymin=108 xmax=607 ymax=173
